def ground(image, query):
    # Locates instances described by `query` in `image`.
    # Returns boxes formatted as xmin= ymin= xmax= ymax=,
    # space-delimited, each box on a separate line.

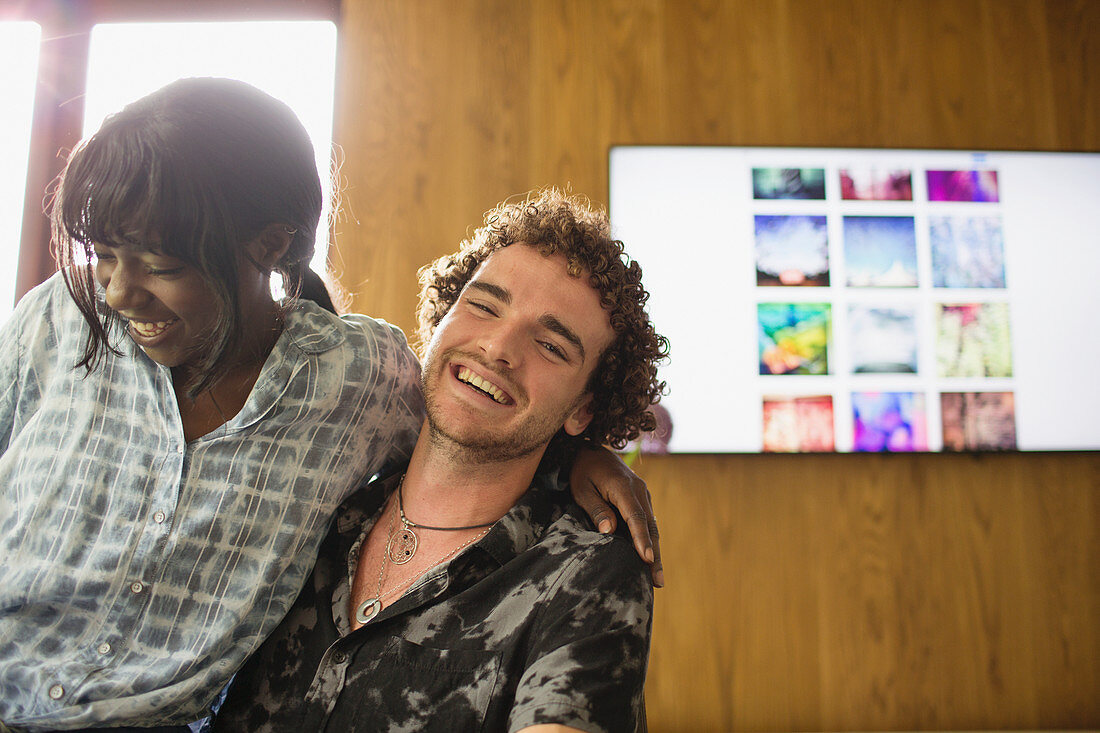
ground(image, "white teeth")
xmin=130 ymin=319 xmax=176 ymax=337
xmin=457 ymin=367 xmax=508 ymax=404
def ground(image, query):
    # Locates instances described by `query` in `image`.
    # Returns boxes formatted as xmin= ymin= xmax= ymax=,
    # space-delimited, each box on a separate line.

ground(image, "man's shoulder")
xmin=533 ymin=507 xmax=652 ymax=592
xmin=504 ymin=504 xmax=652 ymax=733
xmin=542 ymin=506 xmax=627 ymax=547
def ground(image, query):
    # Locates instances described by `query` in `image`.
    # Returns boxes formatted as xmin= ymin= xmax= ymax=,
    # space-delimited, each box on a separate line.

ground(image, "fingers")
xmin=621 ymin=488 xmax=663 ymax=587
xmin=621 ymin=505 xmax=652 ymax=561
xmin=569 ymin=445 xmax=628 ymax=533
xmin=573 ymin=480 xmax=618 ymax=535
xmin=648 ymin=514 xmax=663 ymax=588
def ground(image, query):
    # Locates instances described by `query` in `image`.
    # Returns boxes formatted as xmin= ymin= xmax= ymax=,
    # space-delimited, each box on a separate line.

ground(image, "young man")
xmin=214 ymin=188 xmax=668 ymax=732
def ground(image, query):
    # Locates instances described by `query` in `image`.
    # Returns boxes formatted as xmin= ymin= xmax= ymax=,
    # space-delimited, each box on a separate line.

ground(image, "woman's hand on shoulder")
xmin=569 ymin=445 xmax=663 ymax=587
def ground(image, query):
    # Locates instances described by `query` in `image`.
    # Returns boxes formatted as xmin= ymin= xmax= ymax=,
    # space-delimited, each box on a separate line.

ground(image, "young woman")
xmin=0 ymin=78 xmax=656 ymax=731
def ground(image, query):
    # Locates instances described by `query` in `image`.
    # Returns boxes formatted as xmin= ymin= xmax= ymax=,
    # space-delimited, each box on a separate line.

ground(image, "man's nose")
xmin=476 ymin=321 xmax=523 ymax=367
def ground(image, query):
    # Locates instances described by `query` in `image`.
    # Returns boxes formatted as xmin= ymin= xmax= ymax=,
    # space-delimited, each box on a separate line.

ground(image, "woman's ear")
xmin=243 ymin=223 xmax=295 ymax=272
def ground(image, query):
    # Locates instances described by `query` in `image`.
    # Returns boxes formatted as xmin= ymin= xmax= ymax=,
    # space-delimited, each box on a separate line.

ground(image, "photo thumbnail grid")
xmin=752 ymin=165 xmax=1015 ymax=452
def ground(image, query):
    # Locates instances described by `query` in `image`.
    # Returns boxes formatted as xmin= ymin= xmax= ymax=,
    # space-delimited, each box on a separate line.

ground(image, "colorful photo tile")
xmin=930 ymin=215 xmax=1006 ymax=288
xmin=762 ymin=395 xmax=835 ymax=452
xmin=839 ymin=168 xmax=913 ymax=201
xmin=754 ymin=214 xmax=830 ymax=286
xmin=940 ymin=392 xmax=1017 ymax=450
xmin=936 ymin=302 xmax=1013 ymax=377
xmin=752 ymin=167 xmax=827 ymax=200
xmin=843 ymin=216 xmax=919 ymax=287
xmin=758 ymin=303 xmax=831 ymax=375
xmin=851 ymin=391 xmax=928 ymax=452
xmin=848 ymin=305 xmax=918 ymax=373
xmin=926 ymin=169 xmax=1000 ymax=202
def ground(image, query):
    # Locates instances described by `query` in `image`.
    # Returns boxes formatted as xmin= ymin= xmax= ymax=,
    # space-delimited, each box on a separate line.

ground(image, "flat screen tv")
xmin=609 ymin=146 xmax=1100 ymax=453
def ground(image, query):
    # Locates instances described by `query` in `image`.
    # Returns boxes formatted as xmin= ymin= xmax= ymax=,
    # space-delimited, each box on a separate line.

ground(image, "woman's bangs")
xmin=61 ymin=134 xmax=169 ymax=254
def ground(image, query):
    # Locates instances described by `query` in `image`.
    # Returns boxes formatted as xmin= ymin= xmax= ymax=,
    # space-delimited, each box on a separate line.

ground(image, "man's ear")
xmin=563 ymin=393 xmax=596 ymax=437
xmin=243 ymin=223 xmax=295 ymax=272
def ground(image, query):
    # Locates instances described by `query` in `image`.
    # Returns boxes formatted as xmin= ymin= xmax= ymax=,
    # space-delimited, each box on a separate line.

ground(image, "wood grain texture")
xmin=332 ymin=0 xmax=1100 ymax=729
xmin=640 ymin=452 xmax=1099 ymax=731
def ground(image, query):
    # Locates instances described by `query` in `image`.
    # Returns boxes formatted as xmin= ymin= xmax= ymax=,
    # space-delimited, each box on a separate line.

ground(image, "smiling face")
xmin=92 ymin=243 xmax=224 ymax=372
xmin=92 ymin=241 xmax=274 ymax=379
xmin=420 ymin=244 xmax=615 ymax=463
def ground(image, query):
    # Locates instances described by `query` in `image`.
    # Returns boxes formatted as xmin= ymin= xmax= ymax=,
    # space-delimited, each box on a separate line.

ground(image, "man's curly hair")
xmin=416 ymin=187 xmax=668 ymax=464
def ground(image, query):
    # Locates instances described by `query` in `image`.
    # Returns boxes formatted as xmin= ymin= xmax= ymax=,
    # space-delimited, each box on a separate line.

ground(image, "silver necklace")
xmin=387 ymin=474 xmax=497 ymax=565
xmin=355 ymin=496 xmax=489 ymax=625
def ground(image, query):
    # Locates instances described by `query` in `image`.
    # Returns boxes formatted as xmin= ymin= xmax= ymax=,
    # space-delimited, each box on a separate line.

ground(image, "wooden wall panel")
xmin=332 ymin=0 xmax=1100 ymax=729
xmin=641 ymin=452 xmax=1099 ymax=731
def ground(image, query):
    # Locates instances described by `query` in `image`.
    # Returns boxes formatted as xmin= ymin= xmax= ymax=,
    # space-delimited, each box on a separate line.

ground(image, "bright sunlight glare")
xmin=0 ymin=22 xmax=41 ymax=323
xmin=84 ymin=21 xmax=339 ymax=277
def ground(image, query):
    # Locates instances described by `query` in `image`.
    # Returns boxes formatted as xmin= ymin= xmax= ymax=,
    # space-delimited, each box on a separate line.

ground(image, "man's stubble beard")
xmin=420 ymin=349 xmax=580 ymax=465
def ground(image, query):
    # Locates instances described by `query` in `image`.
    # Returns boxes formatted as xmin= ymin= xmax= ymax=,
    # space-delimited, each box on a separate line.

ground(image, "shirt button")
xmin=130 ymin=581 xmax=144 ymax=594
xmin=152 ymin=510 xmax=166 ymax=524
xmin=97 ymin=642 xmax=112 ymax=655
xmin=176 ymin=445 xmax=184 ymax=454
xmin=331 ymin=651 xmax=347 ymax=664
xmin=48 ymin=684 xmax=64 ymax=699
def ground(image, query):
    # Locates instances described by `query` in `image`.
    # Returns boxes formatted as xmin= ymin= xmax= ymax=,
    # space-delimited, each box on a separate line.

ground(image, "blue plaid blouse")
xmin=0 ymin=273 xmax=424 ymax=730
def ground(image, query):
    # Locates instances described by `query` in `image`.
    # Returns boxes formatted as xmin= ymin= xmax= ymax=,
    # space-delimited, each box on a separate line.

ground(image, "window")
xmin=84 ymin=21 xmax=338 ymax=274
xmin=3 ymin=1 xmax=339 ymax=318
xmin=0 ymin=22 xmax=41 ymax=322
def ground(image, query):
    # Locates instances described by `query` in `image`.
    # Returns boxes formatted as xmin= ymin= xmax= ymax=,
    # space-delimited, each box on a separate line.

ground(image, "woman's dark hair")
xmin=52 ymin=76 xmax=333 ymax=396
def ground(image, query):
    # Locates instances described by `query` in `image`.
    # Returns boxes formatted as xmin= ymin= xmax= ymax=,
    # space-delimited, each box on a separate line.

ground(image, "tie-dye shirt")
xmin=0 ymin=274 xmax=424 ymax=730
xmin=215 ymin=471 xmax=653 ymax=733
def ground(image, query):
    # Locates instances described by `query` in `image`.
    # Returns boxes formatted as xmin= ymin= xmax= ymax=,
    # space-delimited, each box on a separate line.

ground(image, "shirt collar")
xmin=329 ymin=468 xmax=570 ymax=632
xmin=130 ymin=299 xmax=348 ymax=437
xmin=476 ymin=471 xmax=564 ymax=566
xmin=229 ymin=300 xmax=346 ymax=427
xmin=334 ymin=468 xmax=568 ymax=572
xmin=278 ymin=299 xmax=348 ymax=355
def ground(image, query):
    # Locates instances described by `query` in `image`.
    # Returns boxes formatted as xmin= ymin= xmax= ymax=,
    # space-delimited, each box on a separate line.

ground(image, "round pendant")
xmin=387 ymin=526 xmax=419 ymax=565
xmin=355 ymin=597 xmax=382 ymax=624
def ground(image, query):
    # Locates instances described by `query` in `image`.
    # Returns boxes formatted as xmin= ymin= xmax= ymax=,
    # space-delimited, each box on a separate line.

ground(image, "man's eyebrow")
xmin=539 ymin=314 xmax=586 ymax=363
xmin=468 ymin=280 xmax=511 ymax=304
xmin=467 ymin=279 xmax=586 ymax=361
